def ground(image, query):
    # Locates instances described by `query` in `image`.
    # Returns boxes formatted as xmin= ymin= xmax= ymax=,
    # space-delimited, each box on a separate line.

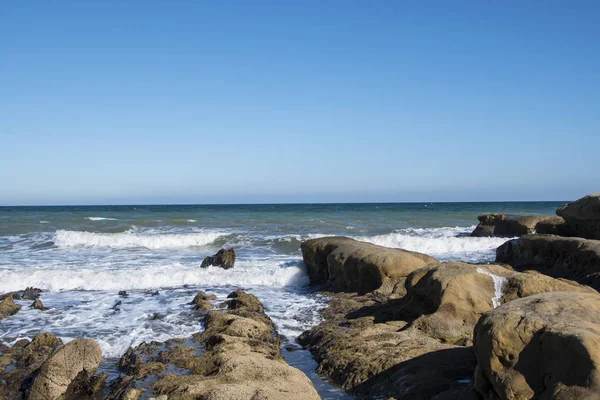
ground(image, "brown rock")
xmin=301 ymin=236 xmax=437 ymax=295
xmin=31 ymin=299 xmax=47 ymax=311
xmin=557 ymin=193 xmax=600 ymax=239
xmin=29 ymin=338 xmax=102 ymax=400
xmin=201 ymin=248 xmax=236 ymax=269
xmin=470 ymin=214 xmax=555 ymax=237
xmin=190 ymin=291 xmax=217 ymax=311
xmin=534 ymin=216 xmax=577 ymax=236
xmin=473 ymin=291 xmax=600 ymax=400
xmin=0 ymin=295 xmax=21 ymax=320
xmin=496 ymin=234 xmax=600 ymax=291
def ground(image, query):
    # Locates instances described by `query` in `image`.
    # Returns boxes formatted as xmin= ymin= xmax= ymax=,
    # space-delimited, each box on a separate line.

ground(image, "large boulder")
xmin=201 ymin=248 xmax=236 ymax=269
xmin=473 ymin=291 xmax=600 ymax=400
xmin=301 ymin=237 xmax=437 ymax=295
xmin=496 ymin=234 xmax=600 ymax=291
xmin=471 ymin=214 xmax=555 ymax=237
xmin=29 ymin=338 xmax=102 ymax=400
xmin=0 ymin=295 xmax=21 ymax=320
xmin=556 ymin=193 xmax=600 ymax=239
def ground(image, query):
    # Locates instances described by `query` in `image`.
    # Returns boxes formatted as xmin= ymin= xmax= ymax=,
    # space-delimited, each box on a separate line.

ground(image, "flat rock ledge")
xmin=110 ymin=290 xmax=320 ymax=400
xmin=301 ymin=236 xmax=437 ymax=295
xmin=470 ymin=214 xmax=560 ymax=237
xmin=496 ymin=233 xmax=600 ymax=291
xmin=299 ymin=260 xmax=596 ymax=400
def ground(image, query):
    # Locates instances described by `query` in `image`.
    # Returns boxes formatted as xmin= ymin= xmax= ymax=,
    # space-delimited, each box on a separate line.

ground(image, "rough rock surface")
xmin=534 ymin=216 xmax=577 ymax=236
xmin=470 ymin=214 xmax=554 ymax=237
xmin=300 ymin=261 xmax=600 ymax=399
xmin=474 ymin=291 xmax=600 ymax=400
xmin=190 ymin=290 xmax=217 ymax=311
xmin=301 ymin=236 xmax=437 ymax=295
xmin=31 ymin=299 xmax=48 ymax=311
xmin=556 ymin=193 xmax=600 ymax=239
xmin=496 ymin=234 xmax=600 ymax=291
xmin=0 ymin=295 xmax=21 ymax=320
xmin=29 ymin=338 xmax=102 ymax=400
xmin=201 ymin=248 xmax=236 ymax=269
xmin=110 ymin=290 xmax=319 ymax=400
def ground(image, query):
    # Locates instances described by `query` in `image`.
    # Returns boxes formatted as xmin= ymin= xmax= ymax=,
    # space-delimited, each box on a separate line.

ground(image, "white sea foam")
xmin=86 ymin=217 xmax=118 ymax=221
xmin=54 ymin=229 xmax=224 ymax=249
xmin=476 ymin=267 xmax=507 ymax=308
xmin=187 ymin=219 xmax=197 ymax=222
xmin=354 ymin=226 xmax=510 ymax=262
xmin=0 ymin=258 xmax=309 ymax=292
xmin=40 ymin=221 xmax=49 ymax=224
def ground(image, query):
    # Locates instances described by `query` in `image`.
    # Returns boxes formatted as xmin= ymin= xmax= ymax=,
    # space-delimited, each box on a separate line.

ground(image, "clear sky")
xmin=1 ymin=1 xmax=598 ymax=205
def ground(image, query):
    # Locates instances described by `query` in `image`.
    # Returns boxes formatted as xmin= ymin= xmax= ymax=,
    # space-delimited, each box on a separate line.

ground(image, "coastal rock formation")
xmin=533 ymin=216 xmax=576 ymax=236
xmin=470 ymin=214 xmax=554 ymax=237
xmin=473 ymin=291 xmax=600 ymax=400
xmin=0 ymin=287 xmax=43 ymax=302
xmin=201 ymin=248 xmax=236 ymax=269
xmin=31 ymin=299 xmax=48 ymax=310
xmin=110 ymin=290 xmax=319 ymax=400
xmin=556 ymin=193 xmax=600 ymax=239
xmin=496 ymin=234 xmax=600 ymax=290
xmin=301 ymin=236 xmax=437 ymax=295
xmin=29 ymin=338 xmax=102 ymax=400
xmin=0 ymin=296 xmax=21 ymax=320
xmin=190 ymin=290 xmax=217 ymax=311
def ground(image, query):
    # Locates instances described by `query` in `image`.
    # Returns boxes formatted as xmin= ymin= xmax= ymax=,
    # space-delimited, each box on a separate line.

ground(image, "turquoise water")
xmin=0 ymin=202 xmax=564 ymax=398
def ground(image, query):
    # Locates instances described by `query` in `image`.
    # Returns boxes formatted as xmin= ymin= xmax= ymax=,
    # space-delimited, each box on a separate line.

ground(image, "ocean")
xmin=0 ymin=202 xmax=564 ymax=397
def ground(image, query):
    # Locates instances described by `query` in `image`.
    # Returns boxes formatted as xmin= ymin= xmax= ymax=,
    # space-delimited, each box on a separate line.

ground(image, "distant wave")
xmin=54 ymin=229 xmax=224 ymax=249
xmin=353 ymin=226 xmax=510 ymax=262
xmin=86 ymin=217 xmax=118 ymax=221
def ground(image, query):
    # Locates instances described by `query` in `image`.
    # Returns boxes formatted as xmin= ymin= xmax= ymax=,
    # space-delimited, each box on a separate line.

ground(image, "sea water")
xmin=0 ymin=202 xmax=563 ymax=397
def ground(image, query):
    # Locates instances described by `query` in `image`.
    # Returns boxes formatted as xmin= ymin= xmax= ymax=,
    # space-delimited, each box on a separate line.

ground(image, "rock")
xmin=501 ymin=270 xmax=596 ymax=303
xmin=118 ymin=290 xmax=129 ymax=297
xmin=556 ymin=193 xmax=600 ymax=239
xmin=301 ymin=237 xmax=437 ymax=295
xmin=200 ymin=248 xmax=236 ymax=269
xmin=31 ymin=299 xmax=47 ymax=310
xmin=473 ymin=291 xmax=600 ymax=400
xmin=470 ymin=214 xmax=555 ymax=237
xmin=110 ymin=290 xmax=319 ymax=400
xmin=190 ymin=291 xmax=217 ymax=311
xmin=0 ymin=295 xmax=21 ymax=320
xmin=534 ymin=216 xmax=577 ymax=236
xmin=23 ymin=287 xmax=42 ymax=300
xmin=29 ymin=338 xmax=102 ymax=400
xmin=496 ymin=234 xmax=600 ymax=291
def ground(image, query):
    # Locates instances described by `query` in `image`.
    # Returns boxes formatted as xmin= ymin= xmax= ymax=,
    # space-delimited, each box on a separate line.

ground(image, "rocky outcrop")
xmin=29 ymin=338 xmax=102 ymax=400
xmin=473 ymin=291 xmax=600 ymax=400
xmin=470 ymin=214 xmax=555 ymax=237
xmin=301 ymin=237 xmax=437 ymax=295
xmin=299 ymin=261 xmax=600 ymax=399
xmin=201 ymin=248 xmax=236 ymax=269
xmin=0 ymin=287 xmax=42 ymax=302
xmin=496 ymin=234 xmax=600 ymax=291
xmin=533 ymin=216 xmax=576 ymax=236
xmin=31 ymin=299 xmax=47 ymax=311
xmin=557 ymin=193 xmax=600 ymax=239
xmin=0 ymin=295 xmax=21 ymax=320
xmin=190 ymin=290 xmax=217 ymax=311
xmin=110 ymin=290 xmax=319 ymax=400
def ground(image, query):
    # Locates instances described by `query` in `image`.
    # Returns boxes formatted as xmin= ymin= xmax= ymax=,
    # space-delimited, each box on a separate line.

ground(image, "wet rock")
xmin=87 ymin=371 xmax=108 ymax=396
xmin=145 ymin=290 xmax=160 ymax=296
xmin=31 ymin=299 xmax=47 ymax=311
xmin=29 ymin=338 xmax=102 ymax=400
xmin=0 ymin=295 xmax=21 ymax=320
xmin=190 ymin=291 xmax=217 ymax=311
xmin=118 ymin=290 xmax=129 ymax=297
xmin=470 ymin=214 xmax=555 ymax=237
xmin=23 ymin=287 xmax=43 ymax=300
xmin=112 ymin=300 xmax=122 ymax=310
xmin=496 ymin=234 xmax=600 ymax=290
xmin=474 ymin=291 xmax=600 ymax=399
xmin=200 ymin=248 xmax=236 ymax=269
xmin=301 ymin=236 xmax=437 ymax=295
xmin=557 ymin=193 xmax=600 ymax=239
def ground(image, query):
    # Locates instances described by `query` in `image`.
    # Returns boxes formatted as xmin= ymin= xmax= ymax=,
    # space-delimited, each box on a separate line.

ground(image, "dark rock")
xmin=31 ymin=299 xmax=47 ymax=311
xmin=474 ymin=291 xmax=600 ymax=399
xmin=112 ymin=300 xmax=122 ymax=310
xmin=145 ymin=290 xmax=159 ymax=296
xmin=0 ymin=295 xmax=21 ymax=320
xmin=496 ymin=234 xmax=600 ymax=291
xmin=118 ymin=290 xmax=129 ymax=297
xmin=470 ymin=214 xmax=555 ymax=237
xmin=301 ymin=236 xmax=437 ymax=295
xmin=556 ymin=193 xmax=600 ymax=239
xmin=534 ymin=216 xmax=577 ymax=236
xmin=200 ymin=248 xmax=236 ymax=269
xmin=87 ymin=372 xmax=108 ymax=396
xmin=22 ymin=287 xmax=42 ymax=300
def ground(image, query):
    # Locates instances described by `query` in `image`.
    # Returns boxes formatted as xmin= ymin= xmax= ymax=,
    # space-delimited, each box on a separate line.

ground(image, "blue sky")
xmin=1 ymin=1 xmax=598 ymax=205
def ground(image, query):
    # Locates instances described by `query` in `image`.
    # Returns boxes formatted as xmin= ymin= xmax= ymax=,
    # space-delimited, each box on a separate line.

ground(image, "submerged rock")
xmin=556 ymin=193 xmax=600 ymax=239
xmin=496 ymin=234 xmax=600 ymax=290
xmin=0 ymin=295 xmax=21 ymax=320
xmin=301 ymin=236 xmax=437 ymax=295
xmin=200 ymin=248 xmax=236 ymax=269
xmin=31 ymin=299 xmax=47 ymax=311
xmin=470 ymin=214 xmax=555 ymax=237
xmin=473 ymin=291 xmax=600 ymax=399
